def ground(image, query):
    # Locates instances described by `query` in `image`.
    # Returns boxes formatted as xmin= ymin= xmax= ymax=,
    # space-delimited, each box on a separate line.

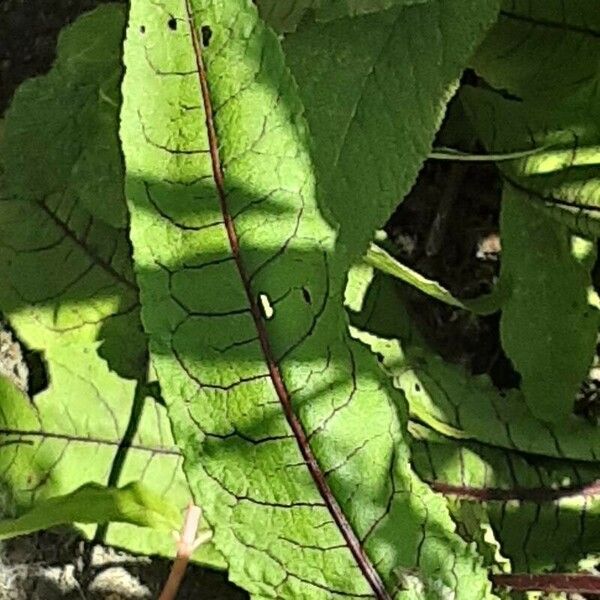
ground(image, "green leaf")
xmin=411 ymin=427 xmax=600 ymax=573
xmin=498 ymin=186 xmax=599 ymax=421
xmin=121 ymin=1 xmax=496 ymax=597
xmin=256 ymin=0 xmax=429 ymax=33
xmin=472 ymin=0 xmax=600 ymax=100
xmin=281 ymin=0 xmax=501 ymax=263
xmin=0 ymin=363 xmax=223 ymax=564
xmin=0 ymin=5 xmax=222 ymax=567
xmin=462 ymin=0 xmax=600 ymax=236
xmin=365 ymin=242 xmax=504 ymax=315
xmin=350 ymin=276 xmax=600 ymax=572
xmin=2 ymin=4 xmax=127 ymax=229
xmin=353 ymin=273 xmax=600 ymax=462
xmin=0 ymin=482 xmax=181 ymax=541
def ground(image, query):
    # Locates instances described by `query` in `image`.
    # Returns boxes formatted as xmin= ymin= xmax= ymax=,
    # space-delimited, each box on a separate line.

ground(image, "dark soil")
xmin=0 ymin=0 xmax=124 ymax=115
xmin=385 ymin=158 xmax=520 ymax=389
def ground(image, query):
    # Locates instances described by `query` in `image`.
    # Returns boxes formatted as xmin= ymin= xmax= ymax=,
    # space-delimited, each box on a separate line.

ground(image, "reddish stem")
xmin=492 ymin=573 xmax=600 ymax=595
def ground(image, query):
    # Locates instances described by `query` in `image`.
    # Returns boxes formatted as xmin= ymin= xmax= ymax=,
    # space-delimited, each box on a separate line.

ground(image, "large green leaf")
xmin=121 ymin=1 xmax=498 ymax=597
xmin=256 ymin=0 xmax=428 ymax=33
xmin=498 ymin=186 xmax=599 ymax=421
xmin=280 ymin=0 xmax=501 ymax=263
xmin=462 ymin=0 xmax=600 ymax=236
xmin=0 ymin=5 xmax=221 ymax=567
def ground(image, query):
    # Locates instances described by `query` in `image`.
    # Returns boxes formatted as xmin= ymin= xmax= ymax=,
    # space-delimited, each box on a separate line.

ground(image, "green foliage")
xmin=0 ymin=481 xmax=181 ymax=540
xmin=351 ymin=271 xmax=600 ymax=575
xmin=498 ymin=189 xmax=599 ymax=421
xmin=0 ymin=5 xmax=221 ymax=567
xmin=120 ymin=1 xmax=499 ymax=597
xmin=279 ymin=0 xmax=500 ymax=261
xmin=1 ymin=0 xmax=600 ymax=598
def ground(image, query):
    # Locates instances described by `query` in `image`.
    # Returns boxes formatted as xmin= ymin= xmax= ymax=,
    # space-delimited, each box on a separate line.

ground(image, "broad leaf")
xmin=350 ymin=274 xmax=600 ymax=572
xmin=462 ymin=0 xmax=600 ymax=236
xmin=0 ymin=481 xmax=181 ymax=541
xmin=280 ymin=0 xmax=501 ymax=263
xmin=472 ymin=0 xmax=600 ymax=100
xmin=0 ymin=5 xmax=221 ymax=567
xmin=121 ymin=1 xmax=496 ymax=597
xmin=458 ymin=0 xmax=600 ymax=422
xmin=352 ymin=273 xmax=600 ymax=462
xmin=0 ymin=365 xmax=223 ymax=564
xmin=2 ymin=4 xmax=127 ymax=229
xmin=411 ymin=426 xmax=600 ymax=573
xmin=498 ymin=186 xmax=599 ymax=421
xmin=256 ymin=0 xmax=429 ymax=33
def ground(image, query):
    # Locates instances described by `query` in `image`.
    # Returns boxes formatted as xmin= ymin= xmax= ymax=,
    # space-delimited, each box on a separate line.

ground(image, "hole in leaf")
xmin=201 ymin=25 xmax=212 ymax=47
xmin=301 ymin=287 xmax=312 ymax=305
xmin=414 ymin=383 xmax=421 ymax=392
xmin=376 ymin=353 xmax=384 ymax=364
xmin=258 ymin=293 xmax=274 ymax=320
xmin=168 ymin=17 xmax=177 ymax=31
xmin=24 ymin=350 xmax=49 ymax=396
xmin=140 ymin=25 xmax=146 ymax=34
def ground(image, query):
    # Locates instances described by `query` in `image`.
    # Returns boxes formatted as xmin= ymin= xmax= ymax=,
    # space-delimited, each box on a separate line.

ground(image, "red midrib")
xmin=182 ymin=3 xmax=390 ymax=598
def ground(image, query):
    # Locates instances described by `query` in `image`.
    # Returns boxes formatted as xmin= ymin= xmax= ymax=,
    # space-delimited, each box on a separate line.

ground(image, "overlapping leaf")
xmin=0 ymin=478 xmax=182 ymax=541
xmin=280 ymin=0 xmax=501 ymax=263
xmin=498 ymin=187 xmax=599 ymax=421
xmin=411 ymin=426 xmax=600 ymax=572
xmin=349 ymin=272 xmax=600 ymax=573
xmin=454 ymin=0 xmax=600 ymax=421
xmin=0 ymin=5 xmax=221 ymax=566
xmin=462 ymin=0 xmax=600 ymax=236
xmin=256 ymin=0 xmax=428 ymax=33
xmin=121 ymin=0 xmax=501 ymax=597
xmin=352 ymin=273 xmax=600 ymax=462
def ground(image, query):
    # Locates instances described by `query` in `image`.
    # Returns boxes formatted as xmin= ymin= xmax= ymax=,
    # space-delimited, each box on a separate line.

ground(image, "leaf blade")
xmin=121 ymin=1 xmax=496 ymax=597
xmin=0 ymin=482 xmax=181 ymax=541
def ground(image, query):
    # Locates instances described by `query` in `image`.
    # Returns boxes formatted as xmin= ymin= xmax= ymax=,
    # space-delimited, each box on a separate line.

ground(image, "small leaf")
xmin=0 ymin=482 xmax=181 ymax=541
xmin=499 ymin=186 xmax=599 ymax=421
xmin=365 ymin=242 xmax=504 ymax=315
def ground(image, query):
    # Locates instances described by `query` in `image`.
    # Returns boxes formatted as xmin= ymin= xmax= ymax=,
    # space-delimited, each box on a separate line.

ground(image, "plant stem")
xmin=364 ymin=243 xmax=504 ymax=315
xmin=491 ymin=573 xmax=600 ymax=594
xmin=159 ymin=503 xmax=202 ymax=600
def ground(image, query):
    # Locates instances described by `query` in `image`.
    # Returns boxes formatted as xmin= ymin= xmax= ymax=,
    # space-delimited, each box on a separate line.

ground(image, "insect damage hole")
xmin=201 ymin=25 xmax=212 ymax=47
xmin=140 ymin=25 xmax=146 ymax=34
xmin=301 ymin=287 xmax=312 ymax=305
xmin=258 ymin=293 xmax=274 ymax=321
xmin=168 ymin=17 xmax=177 ymax=31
